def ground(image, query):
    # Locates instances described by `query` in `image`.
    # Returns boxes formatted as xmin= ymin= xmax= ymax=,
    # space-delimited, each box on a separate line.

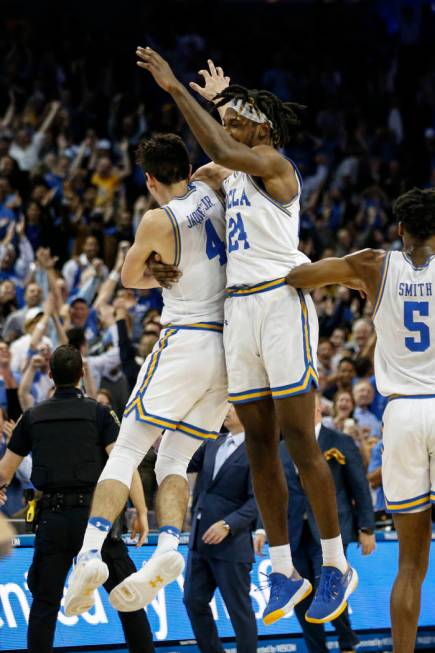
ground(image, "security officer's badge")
xmin=110 ymin=410 xmax=121 ymax=427
xmin=324 ymin=448 xmax=346 ymax=465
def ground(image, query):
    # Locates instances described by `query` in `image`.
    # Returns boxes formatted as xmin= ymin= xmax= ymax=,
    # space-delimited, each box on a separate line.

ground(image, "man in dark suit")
xmin=184 ymin=406 xmax=258 ymax=653
xmin=255 ymin=394 xmax=375 ymax=653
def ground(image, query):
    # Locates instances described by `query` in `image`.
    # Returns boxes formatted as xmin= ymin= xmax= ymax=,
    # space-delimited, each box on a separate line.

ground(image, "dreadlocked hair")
xmin=213 ymin=85 xmax=306 ymax=147
xmin=393 ymin=187 xmax=435 ymax=241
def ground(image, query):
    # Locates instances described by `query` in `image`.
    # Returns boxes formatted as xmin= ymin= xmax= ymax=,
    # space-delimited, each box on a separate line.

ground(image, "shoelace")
xmin=317 ymin=570 xmax=340 ymax=602
xmin=255 ymin=572 xmax=272 ymax=592
xmin=256 ymin=572 xmax=288 ymax=601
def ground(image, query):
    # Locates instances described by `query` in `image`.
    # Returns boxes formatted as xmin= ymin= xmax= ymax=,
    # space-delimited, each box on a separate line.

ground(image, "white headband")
xmin=228 ymin=99 xmax=273 ymax=129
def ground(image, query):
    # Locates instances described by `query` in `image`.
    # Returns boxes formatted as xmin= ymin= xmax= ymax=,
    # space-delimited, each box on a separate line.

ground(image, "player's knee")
xmin=155 ymin=451 xmax=189 ymax=485
xmin=98 ymin=443 xmax=144 ymax=488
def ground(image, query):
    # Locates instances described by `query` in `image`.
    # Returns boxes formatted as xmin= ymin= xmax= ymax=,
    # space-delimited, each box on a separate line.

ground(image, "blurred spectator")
xmin=353 ymin=380 xmax=382 ymax=438
xmin=2 ymin=282 xmax=43 ymax=341
xmin=323 ymin=390 xmax=355 ymax=434
xmin=323 ymin=356 xmax=356 ymax=401
xmin=62 ymin=236 xmax=108 ymax=295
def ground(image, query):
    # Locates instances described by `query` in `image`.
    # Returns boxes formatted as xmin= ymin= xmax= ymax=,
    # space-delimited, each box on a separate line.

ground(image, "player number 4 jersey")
xmin=160 ymin=181 xmax=227 ymax=325
xmin=373 ymin=250 xmax=435 ymax=396
xmin=223 ymin=168 xmax=310 ymax=287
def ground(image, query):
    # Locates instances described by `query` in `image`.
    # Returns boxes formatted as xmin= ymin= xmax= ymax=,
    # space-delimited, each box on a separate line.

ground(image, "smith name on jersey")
xmin=373 ymin=251 xmax=435 ymax=397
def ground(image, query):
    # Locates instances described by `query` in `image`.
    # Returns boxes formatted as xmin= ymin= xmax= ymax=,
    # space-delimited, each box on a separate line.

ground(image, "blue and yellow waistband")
xmin=163 ymin=322 xmax=223 ymax=333
xmin=226 ymin=277 xmax=287 ymax=297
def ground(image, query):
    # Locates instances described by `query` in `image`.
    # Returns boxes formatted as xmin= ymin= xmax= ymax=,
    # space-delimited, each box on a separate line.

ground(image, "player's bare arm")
xmin=286 ymin=249 xmax=386 ymax=304
xmin=136 ymin=47 xmax=294 ymax=194
xmin=191 ymin=162 xmax=231 ymax=192
xmin=121 ymin=208 xmax=175 ymax=290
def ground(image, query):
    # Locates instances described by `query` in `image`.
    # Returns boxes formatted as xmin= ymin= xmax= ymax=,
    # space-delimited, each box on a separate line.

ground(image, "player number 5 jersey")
xmin=160 ymin=181 xmax=227 ymax=325
xmin=373 ymin=250 xmax=435 ymax=396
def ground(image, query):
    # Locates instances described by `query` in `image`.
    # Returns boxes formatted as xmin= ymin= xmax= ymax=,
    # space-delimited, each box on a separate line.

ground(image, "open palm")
xmin=189 ymin=59 xmax=230 ymax=102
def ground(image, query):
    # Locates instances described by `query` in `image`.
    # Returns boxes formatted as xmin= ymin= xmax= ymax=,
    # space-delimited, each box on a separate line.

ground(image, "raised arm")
xmin=121 ymin=208 xmax=173 ymax=290
xmin=136 ymin=47 xmax=288 ymax=179
xmin=189 ymin=59 xmax=230 ymax=121
xmin=38 ymin=101 xmax=61 ymax=135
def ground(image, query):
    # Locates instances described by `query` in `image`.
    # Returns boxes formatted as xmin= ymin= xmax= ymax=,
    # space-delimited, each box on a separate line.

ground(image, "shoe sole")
xmin=263 ymin=579 xmax=313 ymax=626
xmin=109 ymin=551 xmax=185 ymax=612
xmin=64 ymin=559 xmax=109 ymax=617
xmin=305 ymin=567 xmax=359 ymax=624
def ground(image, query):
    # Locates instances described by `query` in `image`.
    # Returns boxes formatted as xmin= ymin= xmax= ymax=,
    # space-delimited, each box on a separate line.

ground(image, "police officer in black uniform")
xmin=0 ymin=345 xmax=155 ymax=653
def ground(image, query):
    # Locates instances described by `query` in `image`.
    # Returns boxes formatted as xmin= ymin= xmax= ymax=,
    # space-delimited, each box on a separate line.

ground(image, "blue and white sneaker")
xmin=263 ymin=573 xmax=312 ymax=626
xmin=305 ymin=565 xmax=358 ymax=624
xmin=64 ymin=550 xmax=109 ymax=617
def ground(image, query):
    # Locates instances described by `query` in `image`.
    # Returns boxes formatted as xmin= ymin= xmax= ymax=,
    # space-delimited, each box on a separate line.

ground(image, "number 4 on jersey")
xmin=205 ymin=219 xmax=227 ymax=266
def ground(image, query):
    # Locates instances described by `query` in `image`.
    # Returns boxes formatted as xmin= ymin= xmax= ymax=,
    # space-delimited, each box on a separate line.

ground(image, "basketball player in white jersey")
xmin=64 ymin=134 xmax=228 ymax=616
xmin=287 ymin=187 xmax=435 ymax=653
xmin=136 ymin=47 xmax=357 ymax=625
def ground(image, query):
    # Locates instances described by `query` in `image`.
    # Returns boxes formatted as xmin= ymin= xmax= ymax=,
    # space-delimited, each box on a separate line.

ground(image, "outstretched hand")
xmin=189 ymin=59 xmax=230 ymax=102
xmin=136 ymin=46 xmax=179 ymax=93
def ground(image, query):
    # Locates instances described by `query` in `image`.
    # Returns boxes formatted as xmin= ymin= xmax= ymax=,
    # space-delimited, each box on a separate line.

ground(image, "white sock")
xmin=269 ymin=544 xmax=294 ymax=577
xmin=321 ymin=535 xmax=348 ymax=573
xmin=153 ymin=526 xmax=180 ymax=558
xmin=79 ymin=517 xmax=112 ymax=558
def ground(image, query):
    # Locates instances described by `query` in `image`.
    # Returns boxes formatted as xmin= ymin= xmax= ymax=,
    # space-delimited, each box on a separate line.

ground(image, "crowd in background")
xmin=1 ymin=0 xmax=435 ymax=526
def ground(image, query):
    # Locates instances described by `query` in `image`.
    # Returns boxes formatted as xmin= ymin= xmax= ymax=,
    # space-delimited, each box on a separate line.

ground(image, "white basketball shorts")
xmin=382 ymin=396 xmax=435 ymax=513
xmin=124 ymin=323 xmax=228 ymax=440
xmin=224 ymin=279 xmax=319 ymax=404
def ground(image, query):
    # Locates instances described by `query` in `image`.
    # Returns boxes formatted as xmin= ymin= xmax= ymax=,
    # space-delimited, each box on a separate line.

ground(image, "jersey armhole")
xmin=161 ymin=206 xmax=181 ymax=267
xmin=372 ymin=251 xmax=392 ymax=319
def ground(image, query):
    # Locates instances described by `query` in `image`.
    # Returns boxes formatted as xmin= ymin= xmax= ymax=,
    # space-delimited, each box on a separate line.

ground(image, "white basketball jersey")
xmin=373 ymin=250 xmax=435 ymax=396
xmin=223 ymin=166 xmax=310 ymax=287
xmin=160 ymin=181 xmax=226 ymax=325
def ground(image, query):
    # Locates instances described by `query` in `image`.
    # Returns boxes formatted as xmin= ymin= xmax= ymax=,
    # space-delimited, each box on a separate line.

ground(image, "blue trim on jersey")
xmin=247 ymin=175 xmax=294 ymax=217
xmin=162 ymin=206 xmax=181 ymax=267
xmin=287 ymin=157 xmax=303 ymax=190
xmin=388 ymin=394 xmax=435 ymax=402
xmin=401 ymin=251 xmax=435 ymax=271
xmin=171 ymin=183 xmax=196 ymax=201
xmin=372 ymin=251 xmax=391 ymax=319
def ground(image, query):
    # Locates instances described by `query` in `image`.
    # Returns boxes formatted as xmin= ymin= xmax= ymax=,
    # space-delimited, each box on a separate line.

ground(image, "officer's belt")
xmin=40 ymin=491 xmax=93 ymax=511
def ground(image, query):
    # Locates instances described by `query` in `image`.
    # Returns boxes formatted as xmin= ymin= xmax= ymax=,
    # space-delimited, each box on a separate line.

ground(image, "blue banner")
xmin=1 ymin=539 xmax=435 ymax=651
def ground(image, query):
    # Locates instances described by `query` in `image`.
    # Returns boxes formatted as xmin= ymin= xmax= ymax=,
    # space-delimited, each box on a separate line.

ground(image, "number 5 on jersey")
xmin=228 ymin=213 xmax=250 ymax=252
xmin=404 ymin=301 xmax=430 ymax=352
